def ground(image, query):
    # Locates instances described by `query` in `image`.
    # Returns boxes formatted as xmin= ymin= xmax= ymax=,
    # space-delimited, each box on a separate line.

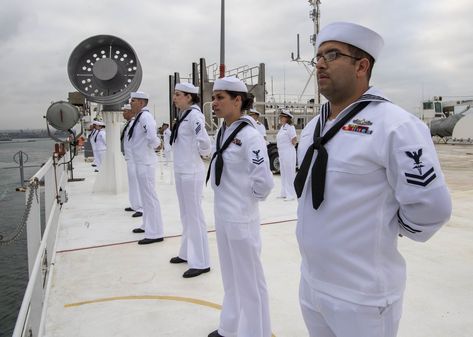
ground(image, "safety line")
xmin=56 ymin=218 xmax=297 ymax=254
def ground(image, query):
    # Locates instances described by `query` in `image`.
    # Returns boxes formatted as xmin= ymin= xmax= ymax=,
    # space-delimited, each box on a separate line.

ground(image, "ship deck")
xmin=43 ymin=144 xmax=473 ymax=337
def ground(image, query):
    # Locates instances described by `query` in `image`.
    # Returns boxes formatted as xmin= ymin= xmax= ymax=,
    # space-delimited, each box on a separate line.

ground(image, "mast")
xmin=309 ymin=0 xmax=321 ymax=104
xmin=219 ymin=0 xmax=225 ymax=78
xmin=291 ymin=0 xmax=321 ymax=105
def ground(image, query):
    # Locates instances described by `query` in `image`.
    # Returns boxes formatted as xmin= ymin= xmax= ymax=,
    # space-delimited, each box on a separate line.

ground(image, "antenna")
xmin=291 ymin=34 xmax=301 ymax=61
xmin=290 ymin=0 xmax=321 ymax=105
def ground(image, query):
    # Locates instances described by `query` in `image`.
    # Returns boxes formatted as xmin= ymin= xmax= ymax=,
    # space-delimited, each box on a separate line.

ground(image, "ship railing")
xmin=12 ymin=152 xmax=69 ymax=337
xmin=201 ymin=101 xmax=320 ymax=137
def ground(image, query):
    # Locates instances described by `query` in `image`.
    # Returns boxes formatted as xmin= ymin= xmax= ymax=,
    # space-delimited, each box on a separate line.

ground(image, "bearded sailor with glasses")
xmin=294 ymin=22 xmax=452 ymax=337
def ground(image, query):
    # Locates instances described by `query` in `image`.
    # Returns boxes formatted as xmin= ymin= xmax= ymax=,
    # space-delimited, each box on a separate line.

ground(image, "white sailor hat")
xmin=279 ymin=109 xmax=293 ymax=119
xmin=249 ymin=108 xmax=261 ymax=115
xmin=95 ymin=121 xmax=105 ymax=126
xmin=130 ymin=91 xmax=149 ymax=100
xmin=316 ymin=21 xmax=384 ymax=61
xmin=213 ymin=76 xmax=248 ymax=93
xmin=175 ymin=82 xmax=199 ymax=94
xmin=121 ymin=104 xmax=131 ymax=110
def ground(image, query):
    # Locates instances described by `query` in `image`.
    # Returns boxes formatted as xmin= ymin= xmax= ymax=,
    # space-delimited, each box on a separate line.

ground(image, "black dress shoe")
xmin=183 ymin=267 xmax=210 ymax=278
xmin=132 ymin=228 xmax=145 ymax=233
xmin=208 ymin=330 xmax=224 ymax=337
xmin=124 ymin=207 xmax=134 ymax=212
xmin=138 ymin=237 xmax=164 ymax=245
xmin=170 ymin=256 xmax=187 ymax=264
xmin=132 ymin=211 xmax=143 ymax=218
xmin=91 ymin=164 xmax=97 ymax=167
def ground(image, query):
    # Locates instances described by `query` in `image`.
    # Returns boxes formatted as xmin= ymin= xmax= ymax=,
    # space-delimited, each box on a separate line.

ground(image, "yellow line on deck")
xmin=64 ymin=295 xmax=222 ymax=309
xmin=65 ymin=295 xmax=276 ymax=336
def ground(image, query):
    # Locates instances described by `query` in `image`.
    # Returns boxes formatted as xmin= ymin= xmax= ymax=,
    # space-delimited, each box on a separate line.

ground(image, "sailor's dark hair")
xmin=226 ymin=91 xmax=252 ymax=112
xmin=347 ymin=44 xmax=375 ymax=80
xmin=181 ymin=91 xmax=200 ymax=104
xmin=190 ymin=93 xmax=201 ymax=104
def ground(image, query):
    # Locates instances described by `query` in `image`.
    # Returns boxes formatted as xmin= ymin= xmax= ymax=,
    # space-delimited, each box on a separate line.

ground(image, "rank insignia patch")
xmin=404 ymin=148 xmax=437 ymax=186
xmin=195 ymin=123 xmax=201 ymax=135
xmin=252 ymin=149 xmax=264 ymax=165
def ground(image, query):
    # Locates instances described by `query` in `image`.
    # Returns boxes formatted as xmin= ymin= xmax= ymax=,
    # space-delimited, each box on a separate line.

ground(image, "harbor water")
xmin=0 ymin=139 xmax=54 ymax=337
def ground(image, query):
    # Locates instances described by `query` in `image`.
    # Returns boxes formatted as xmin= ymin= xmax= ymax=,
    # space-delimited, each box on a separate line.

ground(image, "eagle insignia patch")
xmin=404 ymin=148 xmax=437 ymax=186
xmin=252 ymin=149 xmax=264 ymax=165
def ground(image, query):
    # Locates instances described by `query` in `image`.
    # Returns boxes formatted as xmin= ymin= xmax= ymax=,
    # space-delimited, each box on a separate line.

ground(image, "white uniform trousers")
xmin=278 ymin=147 xmax=296 ymax=199
xmin=126 ymin=160 xmax=143 ymax=212
xmin=163 ymin=149 xmax=172 ymax=166
xmin=95 ymin=149 xmax=106 ymax=171
xmin=136 ymin=164 xmax=164 ymax=239
xmin=175 ymin=171 xmax=210 ymax=269
xmin=299 ymin=277 xmax=402 ymax=337
xmin=215 ymin=218 xmax=271 ymax=337
xmin=90 ymin=141 xmax=97 ymax=165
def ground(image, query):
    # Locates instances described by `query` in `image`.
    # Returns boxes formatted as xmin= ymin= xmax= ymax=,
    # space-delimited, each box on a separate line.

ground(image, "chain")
xmin=0 ymin=178 xmax=39 ymax=246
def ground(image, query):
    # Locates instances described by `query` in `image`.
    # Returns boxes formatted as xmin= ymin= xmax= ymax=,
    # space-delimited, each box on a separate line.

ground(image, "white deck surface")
xmin=44 ymin=144 xmax=473 ymax=337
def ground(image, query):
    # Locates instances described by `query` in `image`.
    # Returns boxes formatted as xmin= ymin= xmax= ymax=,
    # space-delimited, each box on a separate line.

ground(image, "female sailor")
xmin=170 ymin=82 xmax=212 ymax=278
xmin=276 ymin=109 xmax=297 ymax=200
xmin=93 ymin=121 xmax=106 ymax=172
xmin=207 ymin=76 xmax=274 ymax=337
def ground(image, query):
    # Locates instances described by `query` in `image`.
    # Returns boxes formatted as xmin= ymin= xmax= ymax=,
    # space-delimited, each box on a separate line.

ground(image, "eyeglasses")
xmin=315 ymin=50 xmax=361 ymax=63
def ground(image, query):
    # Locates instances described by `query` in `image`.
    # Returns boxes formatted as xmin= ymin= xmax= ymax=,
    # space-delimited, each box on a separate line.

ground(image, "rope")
xmin=0 ymin=178 xmax=39 ymax=246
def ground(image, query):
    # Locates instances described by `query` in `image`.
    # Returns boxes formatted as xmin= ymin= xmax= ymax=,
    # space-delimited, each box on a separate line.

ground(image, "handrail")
xmin=12 ymin=153 xmax=69 ymax=337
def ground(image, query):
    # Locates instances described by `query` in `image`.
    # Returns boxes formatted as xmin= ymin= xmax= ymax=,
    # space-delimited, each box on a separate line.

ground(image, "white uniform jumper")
xmin=129 ymin=107 xmax=164 ymax=239
xmin=172 ymin=105 xmax=211 ymax=269
xmin=122 ymin=118 xmax=143 ymax=213
xmin=88 ymin=128 xmax=97 ymax=165
xmin=256 ymin=121 xmax=267 ymax=140
xmin=209 ymin=119 xmax=274 ymax=337
xmin=163 ymin=127 xmax=172 ymax=165
xmin=296 ymin=88 xmax=452 ymax=337
xmin=276 ymin=123 xmax=297 ymax=199
xmin=94 ymin=128 xmax=106 ymax=171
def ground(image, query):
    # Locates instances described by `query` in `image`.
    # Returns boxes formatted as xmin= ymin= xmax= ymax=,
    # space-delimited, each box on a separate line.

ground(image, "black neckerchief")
xmin=120 ymin=119 xmax=132 ymax=142
xmin=127 ymin=110 xmax=145 ymax=140
xmin=206 ymin=120 xmax=249 ymax=186
xmin=294 ymin=94 xmax=388 ymax=209
xmin=88 ymin=129 xmax=95 ymax=140
xmin=169 ymin=108 xmax=194 ymax=145
xmin=94 ymin=128 xmax=101 ymax=142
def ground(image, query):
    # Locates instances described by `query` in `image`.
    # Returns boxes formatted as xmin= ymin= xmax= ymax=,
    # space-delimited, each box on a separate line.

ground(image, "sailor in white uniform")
xmin=207 ymin=77 xmax=274 ymax=337
xmin=248 ymin=108 xmax=267 ymax=141
xmin=128 ymin=91 xmax=165 ymax=245
xmin=169 ymin=82 xmax=212 ymax=278
xmin=87 ymin=121 xmax=97 ymax=166
xmin=294 ymin=22 xmax=452 ymax=337
xmin=93 ymin=121 xmax=106 ymax=172
xmin=161 ymin=123 xmax=172 ymax=166
xmin=121 ymin=104 xmax=143 ymax=218
xmin=276 ymin=109 xmax=297 ymax=200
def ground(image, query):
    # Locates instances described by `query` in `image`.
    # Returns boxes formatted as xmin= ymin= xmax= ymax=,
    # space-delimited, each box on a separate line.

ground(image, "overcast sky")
xmin=1 ymin=0 xmax=472 ymax=130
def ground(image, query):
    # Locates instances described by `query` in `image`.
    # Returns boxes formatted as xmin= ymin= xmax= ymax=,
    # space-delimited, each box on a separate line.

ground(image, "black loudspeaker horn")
xmin=67 ymin=35 xmax=142 ymax=105
xmin=46 ymin=101 xmax=81 ymax=131
xmin=45 ymin=101 xmax=83 ymax=143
